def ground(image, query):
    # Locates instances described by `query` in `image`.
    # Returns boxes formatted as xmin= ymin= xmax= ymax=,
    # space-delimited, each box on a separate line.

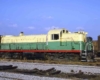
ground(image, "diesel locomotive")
xmin=0 ymin=28 xmax=94 ymax=61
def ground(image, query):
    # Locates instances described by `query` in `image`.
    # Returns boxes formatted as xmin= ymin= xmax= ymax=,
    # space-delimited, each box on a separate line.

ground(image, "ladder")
xmin=80 ymin=52 xmax=87 ymax=62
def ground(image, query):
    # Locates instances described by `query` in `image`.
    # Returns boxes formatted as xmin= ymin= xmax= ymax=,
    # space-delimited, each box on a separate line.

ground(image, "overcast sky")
xmin=0 ymin=0 xmax=100 ymax=40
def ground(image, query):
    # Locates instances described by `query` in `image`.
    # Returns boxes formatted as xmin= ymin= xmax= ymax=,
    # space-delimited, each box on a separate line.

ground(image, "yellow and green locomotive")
xmin=0 ymin=28 xmax=94 ymax=61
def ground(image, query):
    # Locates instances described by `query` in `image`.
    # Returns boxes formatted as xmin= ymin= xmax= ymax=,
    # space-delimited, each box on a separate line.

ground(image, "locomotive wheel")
xmin=45 ymin=53 xmax=56 ymax=60
xmin=49 ymin=56 xmax=54 ymax=60
xmin=64 ymin=54 xmax=79 ymax=61
xmin=48 ymin=55 xmax=55 ymax=60
xmin=45 ymin=54 xmax=51 ymax=60
xmin=23 ymin=57 xmax=27 ymax=60
xmin=19 ymin=55 xmax=23 ymax=60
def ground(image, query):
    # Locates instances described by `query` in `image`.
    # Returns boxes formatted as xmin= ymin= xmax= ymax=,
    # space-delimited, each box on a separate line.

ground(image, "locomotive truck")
xmin=0 ymin=28 xmax=94 ymax=61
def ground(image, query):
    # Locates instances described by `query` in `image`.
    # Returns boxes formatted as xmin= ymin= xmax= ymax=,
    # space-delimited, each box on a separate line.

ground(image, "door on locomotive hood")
xmin=60 ymin=31 xmax=74 ymax=50
xmin=37 ymin=38 xmax=45 ymax=50
xmin=60 ymin=31 xmax=68 ymax=46
xmin=60 ymin=36 xmax=67 ymax=46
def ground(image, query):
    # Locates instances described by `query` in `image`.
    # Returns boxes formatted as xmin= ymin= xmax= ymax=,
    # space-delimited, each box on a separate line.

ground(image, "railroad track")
xmin=0 ymin=58 xmax=100 ymax=66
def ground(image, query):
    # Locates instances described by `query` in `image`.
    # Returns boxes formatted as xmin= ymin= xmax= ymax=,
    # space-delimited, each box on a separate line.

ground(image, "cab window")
xmin=51 ymin=34 xmax=59 ymax=40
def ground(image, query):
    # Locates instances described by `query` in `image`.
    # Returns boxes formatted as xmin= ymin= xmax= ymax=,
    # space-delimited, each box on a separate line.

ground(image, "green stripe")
xmin=47 ymin=41 xmax=85 ymax=50
xmin=0 ymin=41 xmax=86 ymax=50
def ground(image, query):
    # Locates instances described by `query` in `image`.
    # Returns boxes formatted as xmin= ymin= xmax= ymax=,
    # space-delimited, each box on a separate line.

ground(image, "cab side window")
xmin=51 ymin=34 xmax=59 ymax=40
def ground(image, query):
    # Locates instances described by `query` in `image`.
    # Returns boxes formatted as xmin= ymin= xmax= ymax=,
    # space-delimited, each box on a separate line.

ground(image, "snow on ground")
xmin=0 ymin=61 xmax=100 ymax=75
xmin=0 ymin=72 xmax=71 ymax=80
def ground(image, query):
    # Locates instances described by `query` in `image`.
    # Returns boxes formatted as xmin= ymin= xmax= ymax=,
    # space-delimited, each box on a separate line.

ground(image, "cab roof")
xmin=48 ymin=28 xmax=68 ymax=34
